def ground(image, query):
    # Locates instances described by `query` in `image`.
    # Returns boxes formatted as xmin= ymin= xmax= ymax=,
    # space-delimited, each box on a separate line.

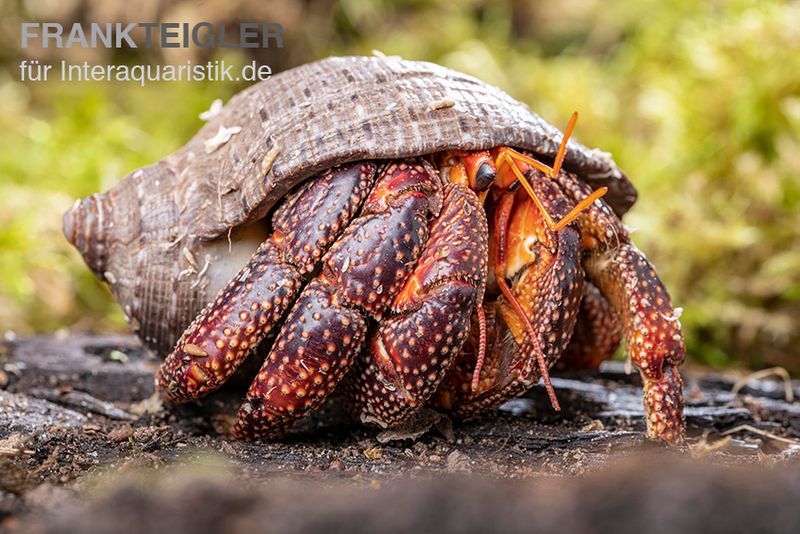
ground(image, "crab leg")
xmin=232 ymin=277 xmax=369 ymax=438
xmin=554 ymin=169 xmax=686 ymax=445
xmin=471 ymin=305 xmax=488 ymax=392
xmin=233 ymin=160 xmax=443 ymax=438
xmin=345 ymin=183 xmax=488 ymax=428
xmin=584 ymin=245 xmax=685 ymax=444
xmin=155 ymin=162 xmax=378 ymax=402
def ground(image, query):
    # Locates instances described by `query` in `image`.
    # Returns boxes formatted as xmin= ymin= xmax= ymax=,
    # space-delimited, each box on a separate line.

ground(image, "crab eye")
xmin=473 ymin=161 xmax=496 ymax=192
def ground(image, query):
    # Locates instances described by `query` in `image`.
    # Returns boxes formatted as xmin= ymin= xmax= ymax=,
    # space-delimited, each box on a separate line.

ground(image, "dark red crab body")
xmin=155 ymin=139 xmax=686 ymax=444
xmin=64 ymin=56 xmax=685 ymax=445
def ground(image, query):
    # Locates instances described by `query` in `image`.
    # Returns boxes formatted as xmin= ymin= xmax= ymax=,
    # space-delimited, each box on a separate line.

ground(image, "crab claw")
xmin=345 ymin=183 xmax=488 ymax=428
xmin=155 ymin=162 xmax=379 ymax=403
xmin=232 ymin=160 xmax=445 ymax=438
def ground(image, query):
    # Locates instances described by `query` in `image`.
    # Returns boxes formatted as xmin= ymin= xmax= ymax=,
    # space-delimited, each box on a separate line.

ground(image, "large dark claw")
xmin=346 ymin=183 xmax=488 ymax=427
xmin=155 ymin=242 xmax=302 ymax=402
xmin=155 ymin=162 xmax=378 ymax=403
xmin=232 ymin=160 xmax=444 ymax=438
xmin=232 ymin=279 xmax=367 ymax=439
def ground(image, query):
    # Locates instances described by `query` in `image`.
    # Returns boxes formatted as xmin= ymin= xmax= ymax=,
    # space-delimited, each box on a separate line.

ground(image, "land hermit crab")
xmin=63 ymin=56 xmax=686 ymax=444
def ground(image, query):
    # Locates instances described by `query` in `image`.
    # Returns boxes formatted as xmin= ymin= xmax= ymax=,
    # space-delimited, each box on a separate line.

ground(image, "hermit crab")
xmin=63 ymin=56 xmax=686 ymax=444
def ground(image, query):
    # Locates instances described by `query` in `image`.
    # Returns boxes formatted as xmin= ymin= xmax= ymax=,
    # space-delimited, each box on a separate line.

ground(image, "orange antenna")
xmin=496 ymin=277 xmax=560 ymax=411
xmin=492 ymin=194 xmax=560 ymax=411
xmin=495 ymin=112 xmax=608 ymax=232
xmin=471 ymin=305 xmax=487 ymax=393
xmin=552 ymin=111 xmax=578 ymax=178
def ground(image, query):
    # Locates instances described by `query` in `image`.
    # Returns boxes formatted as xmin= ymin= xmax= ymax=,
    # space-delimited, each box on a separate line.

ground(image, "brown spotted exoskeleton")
xmin=63 ymin=56 xmax=685 ymax=444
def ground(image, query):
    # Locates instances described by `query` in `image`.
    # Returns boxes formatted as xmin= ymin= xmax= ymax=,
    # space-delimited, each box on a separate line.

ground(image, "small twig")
xmin=0 ymin=447 xmax=34 ymax=456
xmin=182 ymin=246 xmax=199 ymax=270
xmin=427 ymin=98 xmax=456 ymax=111
xmin=688 ymin=431 xmax=731 ymax=458
xmin=261 ymin=145 xmax=281 ymax=176
xmin=721 ymin=424 xmax=800 ymax=446
xmin=492 ymin=436 xmax=510 ymax=455
xmin=731 ymin=367 xmax=794 ymax=402
xmin=190 ymin=255 xmax=212 ymax=289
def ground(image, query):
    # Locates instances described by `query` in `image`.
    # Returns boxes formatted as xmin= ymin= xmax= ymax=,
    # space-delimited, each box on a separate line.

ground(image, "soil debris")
xmin=0 ymin=334 xmax=798 ymax=529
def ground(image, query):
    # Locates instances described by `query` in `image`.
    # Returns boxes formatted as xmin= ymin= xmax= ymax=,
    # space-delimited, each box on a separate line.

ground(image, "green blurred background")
xmin=0 ymin=0 xmax=798 ymax=370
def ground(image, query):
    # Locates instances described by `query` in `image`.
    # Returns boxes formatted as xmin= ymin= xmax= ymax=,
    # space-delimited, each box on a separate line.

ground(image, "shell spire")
xmin=63 ymin=193 xmax=110 ymax=279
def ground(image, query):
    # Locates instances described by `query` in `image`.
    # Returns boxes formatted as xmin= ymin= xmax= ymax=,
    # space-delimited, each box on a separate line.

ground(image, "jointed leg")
xmin=233 ymin=278 xmax=368 ymax=437
xmin=471 ymin=305 xmax=487 ymax=393
xmin=434 ymin=305 xmax=535 ymax=417
xmin=554 ymin=170 xmax=686 ymax=444
xmin=156 ymin=242 xmax=303 ymax=401
xmin=495 ymin=277 xmax=560 ymax=411
xmin=584 ymin=245 xmax=685 ymax=444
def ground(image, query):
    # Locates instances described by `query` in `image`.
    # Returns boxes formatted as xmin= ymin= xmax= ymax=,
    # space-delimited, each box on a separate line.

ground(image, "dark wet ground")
xmin=1 ymin=334 xmax=798 ymax=532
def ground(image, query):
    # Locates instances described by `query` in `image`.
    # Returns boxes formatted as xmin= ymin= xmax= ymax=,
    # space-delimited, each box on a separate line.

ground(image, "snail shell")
xmin=63 ymin=55 xmax=636 ymax=353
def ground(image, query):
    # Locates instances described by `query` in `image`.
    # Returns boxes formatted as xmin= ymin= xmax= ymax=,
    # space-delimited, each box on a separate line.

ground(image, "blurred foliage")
xmin=0 ymin=0 xmax=798 ymax=369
